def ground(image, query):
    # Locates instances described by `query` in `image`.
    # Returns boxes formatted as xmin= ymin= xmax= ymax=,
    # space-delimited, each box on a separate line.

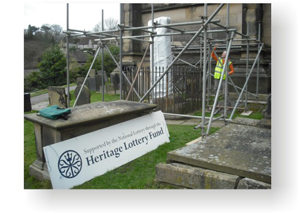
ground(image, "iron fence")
xmin=122 ymin=66 xmax=202 ymax=113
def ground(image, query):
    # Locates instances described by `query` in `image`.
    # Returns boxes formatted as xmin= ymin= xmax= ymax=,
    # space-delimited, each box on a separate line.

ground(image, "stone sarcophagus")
xmin=24 ymin=100 xmax=157 ymax=180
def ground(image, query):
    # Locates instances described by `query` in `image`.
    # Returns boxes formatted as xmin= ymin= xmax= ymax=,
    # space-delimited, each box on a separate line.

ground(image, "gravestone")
xmin=110 ymin=68 xmax=120 ymax=95
xmin=48 ymin=86 xmax=67 ymax=108
xmin=97 ymin=70 xmax=108 ymax=83
xmin=87 ymin=77 xmax=96 ymax=91
xmin=24 ymin=93 xmax=32 ymax=112
xmin=105 ymin=85 xmax=115 ymax=94
xmin=76 ymin=77 xmax=88 ymax=87
xmin=74 ymin=84 xmax=91 ymax=106
xmin=89 ymin=69 xmax=96 ymax=78
xmin=77 ymin=77 xmax=84 ymax=85
xmin=95 ymin=74 xmax=101 ymax=91
xmin=96 ymin=74 xmax=106 ymax=92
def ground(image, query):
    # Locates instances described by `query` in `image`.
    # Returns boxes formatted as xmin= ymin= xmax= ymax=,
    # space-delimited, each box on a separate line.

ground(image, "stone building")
xmin=120 ymin=3 xmax=271 ymax=94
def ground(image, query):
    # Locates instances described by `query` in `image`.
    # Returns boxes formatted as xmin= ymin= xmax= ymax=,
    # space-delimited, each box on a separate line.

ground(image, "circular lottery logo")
xmin=58 ymin=150 xmax=82 ymax=178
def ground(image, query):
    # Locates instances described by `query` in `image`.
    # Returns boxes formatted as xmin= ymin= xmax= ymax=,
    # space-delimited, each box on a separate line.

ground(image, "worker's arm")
xmin=211 ymin=46 xmax=218 ymax=62
xmin=228 ymin=63 xmax=234 ymax=75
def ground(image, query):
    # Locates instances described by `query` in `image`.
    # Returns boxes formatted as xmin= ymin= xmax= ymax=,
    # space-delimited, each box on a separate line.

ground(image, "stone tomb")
xmin=24 ymin=101 xmax=157 ymax=180
xmin=156 ymin=118 xmax=271 ymax=189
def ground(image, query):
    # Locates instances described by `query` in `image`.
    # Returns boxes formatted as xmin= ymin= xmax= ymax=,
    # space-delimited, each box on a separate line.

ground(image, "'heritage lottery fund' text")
xmin=84 ymin=124 xmax=164 ymax=166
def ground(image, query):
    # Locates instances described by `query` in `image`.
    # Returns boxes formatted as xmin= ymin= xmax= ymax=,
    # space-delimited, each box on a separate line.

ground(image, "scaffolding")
xmin=64 ymin=3 xmax=267 ymax=139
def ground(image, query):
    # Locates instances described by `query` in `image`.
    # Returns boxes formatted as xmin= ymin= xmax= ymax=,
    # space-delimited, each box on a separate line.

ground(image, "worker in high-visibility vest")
xmin=211 ymin=44 xmax=234 ymax=99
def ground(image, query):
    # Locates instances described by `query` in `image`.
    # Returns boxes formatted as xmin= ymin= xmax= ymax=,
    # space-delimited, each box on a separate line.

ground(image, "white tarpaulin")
xmin=148 ymin=17 xmax=173 ymax=98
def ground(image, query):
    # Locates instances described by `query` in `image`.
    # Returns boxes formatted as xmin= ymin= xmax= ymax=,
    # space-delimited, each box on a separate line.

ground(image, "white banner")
xmin=43 ymin=111 xmax=170 ymax=189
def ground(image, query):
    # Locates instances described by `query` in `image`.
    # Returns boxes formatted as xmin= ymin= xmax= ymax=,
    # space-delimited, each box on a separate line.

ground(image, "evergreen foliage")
xmin=24 ymin=71 xmax=45 ymax=92
xmin=37 ymin=45 xmax=66 ymax=86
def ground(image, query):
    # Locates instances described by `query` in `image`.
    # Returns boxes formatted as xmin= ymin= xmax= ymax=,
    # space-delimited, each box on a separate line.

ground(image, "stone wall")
xmin=120 ymin=3 xmax=271 ymax=95
xmin=131 ymin=3 xmax=271 ymax=55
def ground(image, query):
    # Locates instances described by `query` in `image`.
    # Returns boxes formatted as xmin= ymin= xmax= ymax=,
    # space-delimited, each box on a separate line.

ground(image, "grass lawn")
xmin=24 ymin=89 xmax=265 ymax=189
xmin=24 ymin=115 xmax=218 ymax=189
xmin=24 ymin=91 xmax=220 ymax=189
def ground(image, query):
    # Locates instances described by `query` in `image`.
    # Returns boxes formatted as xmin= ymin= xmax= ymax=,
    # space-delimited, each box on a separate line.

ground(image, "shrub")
xmin=37 ymin=45 xmax=66 ymax=86
xmin=24 ymin=71 xmax=45 ymax=92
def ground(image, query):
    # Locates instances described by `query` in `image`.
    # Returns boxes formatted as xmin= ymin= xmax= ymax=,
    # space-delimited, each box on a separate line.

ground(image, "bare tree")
xmin=50 ymin=24 xmax=64 ymax=43
xmin=93 ymin=22 xmax=103 ymax=32
xmin=50 ymin=24 xmax=63 ymax=35
xmin=41 ymin=24 xmax=51 ymax=34
xmin=105 ymin=18 xmax=118 ymax=31
xmin=93 ymin=18 xmax=118 ymax=32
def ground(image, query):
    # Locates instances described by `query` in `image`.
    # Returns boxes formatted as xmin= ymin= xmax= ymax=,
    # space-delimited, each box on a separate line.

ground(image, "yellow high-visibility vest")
xmin=214 ymin=57 xmax=232 ymax=80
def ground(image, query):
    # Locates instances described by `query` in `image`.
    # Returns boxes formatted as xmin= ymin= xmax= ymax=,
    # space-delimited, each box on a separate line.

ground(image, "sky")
xmin=24 ymin=1 xmax=121 ymax=32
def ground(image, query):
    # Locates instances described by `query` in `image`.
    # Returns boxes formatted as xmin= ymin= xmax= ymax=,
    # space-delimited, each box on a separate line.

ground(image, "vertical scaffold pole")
xmin=245 ymin=22 xmax=249 ymax=110
xmin=119 ymin=4 xmax=123 ymax=100
xmin=151 ymin=4 xmax=155 ymax=103
xmin=66 ymin=3 xmax=70 ymax=107
xmin=256 ymin=23 xmax=261 ymax=98
xmin=224 ymin=4 xmax=230 ymax=117
xmin=101 ymin=9 xmax=105 ymax=101
xmin=201 ymin=3 xmax=208 ymax=137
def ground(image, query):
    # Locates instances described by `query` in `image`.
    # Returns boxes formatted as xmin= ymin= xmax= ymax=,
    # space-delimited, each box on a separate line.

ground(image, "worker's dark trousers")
xmin=213 ymin=78 xmax=230 ymax=105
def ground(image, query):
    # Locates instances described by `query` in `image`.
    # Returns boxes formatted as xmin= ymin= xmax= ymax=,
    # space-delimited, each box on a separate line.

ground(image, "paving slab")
xmin=230 ymin=117 xmax=261 ymax=127
xmin=181 ymin=119 xmax=200 ymax=125
xmin=167 ymin=119 xmax=271 ymax=184
xmin=31 ymin=101 xmax=49 ymax=111
xmin=166 ymin=120 xmax=185 ymax=125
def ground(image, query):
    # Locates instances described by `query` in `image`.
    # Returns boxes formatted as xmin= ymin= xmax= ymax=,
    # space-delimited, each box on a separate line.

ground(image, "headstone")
xmin=24 ymin=93 xmax=32 ymax=112
xmin=77 ymin=77 xmax=84 ymax=85
xmin=48 ymin=86 xmax=67 ymax=108
xmin=87 ymin=77 xmax=96 ymax=91
xmin=74 ymin=84 xmax=91 ymax=106
xmin=89 ymin=69 xmax=96 ymax=78
xmin=105 ymin=85 xmax=115 ymax=94
xmin=95 ymin=74 xmax=101 ymax=91
xmin=77 ymin=77 xmax=88 ymax=87
xmin=110 ymin=68 xmax=120 ymax=94
xmin=97 ymin=70 xmax=108 ymax=83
